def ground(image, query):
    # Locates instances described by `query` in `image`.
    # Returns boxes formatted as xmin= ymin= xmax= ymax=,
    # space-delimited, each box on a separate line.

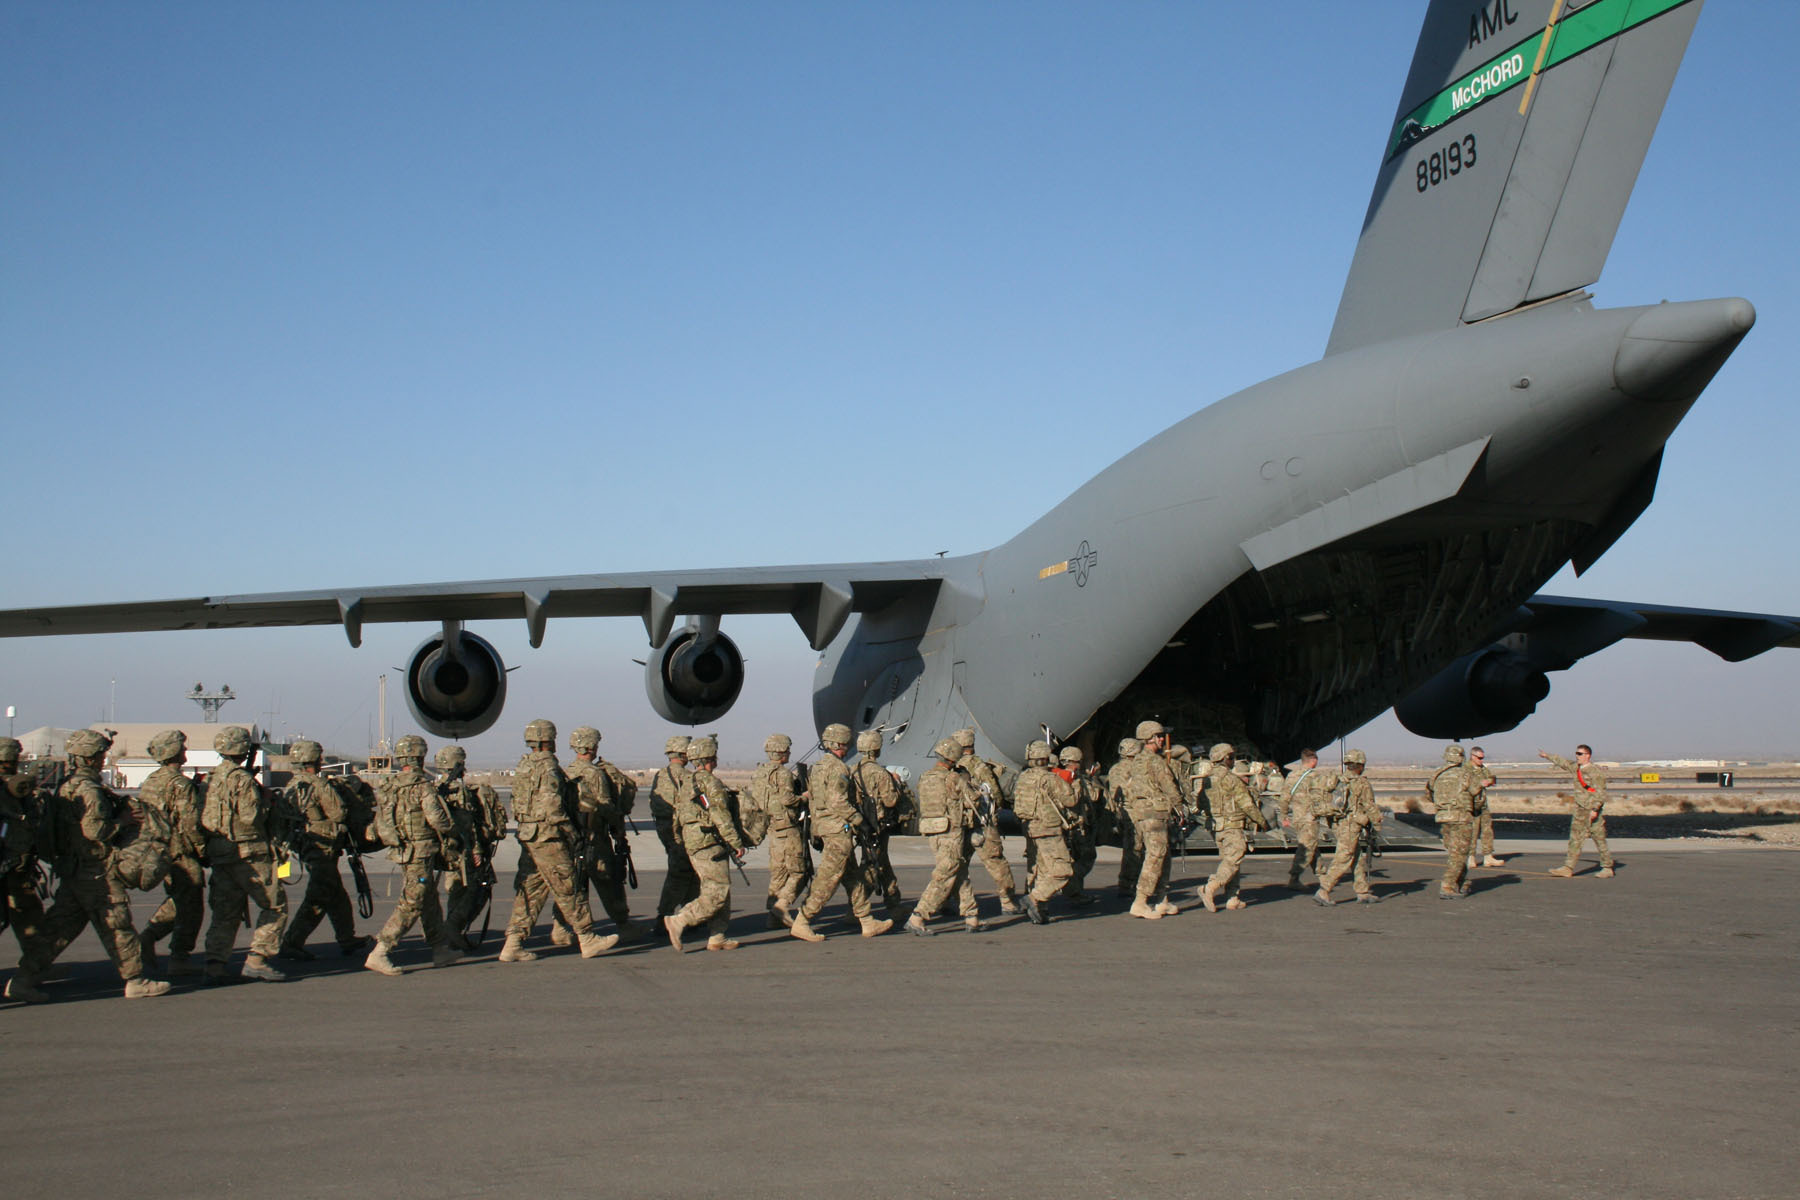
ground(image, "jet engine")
xmin=645 ymin=622 xmax=745 ymax=725
xmin=1393 ymin=646 xmax=1550 ymax=739
xmin=403 ymin=628 xmax=508 ymax=739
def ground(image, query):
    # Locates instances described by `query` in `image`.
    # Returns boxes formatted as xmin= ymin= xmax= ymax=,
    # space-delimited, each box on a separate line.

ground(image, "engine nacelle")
xmin=404 ymin=630 xmax=508 ymax=739
xmin=645 ymin=626 xmax=745 ymax=725
xmin=1394 ymin=646 xmax=1551 ymax=739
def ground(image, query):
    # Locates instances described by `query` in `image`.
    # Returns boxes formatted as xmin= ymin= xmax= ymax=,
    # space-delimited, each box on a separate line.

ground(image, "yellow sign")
xmin=1639 ymin=772 xmax=1661 ymax=784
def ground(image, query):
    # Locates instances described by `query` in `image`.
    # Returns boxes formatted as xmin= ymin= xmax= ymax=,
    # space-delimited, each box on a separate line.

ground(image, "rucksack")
xmin=372 ymin=777 xmax=403 ymax=848
xmin=114 ymin=798 xmax=173 ymax=891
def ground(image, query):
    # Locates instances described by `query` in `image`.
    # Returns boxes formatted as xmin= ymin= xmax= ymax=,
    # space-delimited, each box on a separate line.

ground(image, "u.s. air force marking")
xmin=1038 ymin=541 xmax=1099 ymax=587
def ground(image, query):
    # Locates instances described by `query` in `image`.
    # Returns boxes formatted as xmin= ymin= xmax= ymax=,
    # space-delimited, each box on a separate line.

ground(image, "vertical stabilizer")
xmin=1325 ymin=0 xmax=1703 ymax=358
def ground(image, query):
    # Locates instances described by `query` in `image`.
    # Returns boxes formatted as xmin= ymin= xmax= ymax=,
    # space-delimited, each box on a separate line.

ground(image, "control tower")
xmin=187 ymin=682 xmax=235 ymax=723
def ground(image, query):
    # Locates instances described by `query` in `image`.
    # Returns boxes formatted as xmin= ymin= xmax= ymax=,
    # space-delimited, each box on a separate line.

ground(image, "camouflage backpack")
xmin=372 ymin=776 xmax=403 ymax=848
xmin=113 ymin=798 xmax=173 ymax=891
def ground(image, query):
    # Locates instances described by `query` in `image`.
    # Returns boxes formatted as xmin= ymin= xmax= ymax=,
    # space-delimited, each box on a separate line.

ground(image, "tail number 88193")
xmin=1417 ymin=135 xmax=1477 ymax=192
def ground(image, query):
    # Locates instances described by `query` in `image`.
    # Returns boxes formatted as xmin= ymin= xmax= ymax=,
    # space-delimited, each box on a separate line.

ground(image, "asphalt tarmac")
xmin=3 ymin=840 xmax=1795 ymax=1199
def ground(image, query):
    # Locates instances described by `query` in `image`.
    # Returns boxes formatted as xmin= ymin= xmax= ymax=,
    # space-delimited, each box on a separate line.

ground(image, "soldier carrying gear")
xmin=431 ymin=743 xmax=497 ymax=951
xmin=1282 ymin=748 xmax=1340 ymax=892
xmin=278 ymin=739 xmax=373 ymax=963
xmin=1053 ymin=746 xmax=1099 ymax=904
xmin=905 ymin=739 xmax=985 ymax=936
xmin=1108 ymin=737 xmax=1143 ymax=895
xmin=555 ymin=721 xmax=639 ymax=946
xmin=789 ymin=722 xmax=892 ymax=944
xmin=1012 ymin=743 xmax=1076 ymax=925
xmin=952 ymin=726 xmax=1020 ymax=915
xmin=1430 ymin=745 xmax=1477 ymax=900
xmin=1 ymin=737 xmax=52 ymax=978
xmin=1316 ymin=748 xmax=1382 ymax=906
xmin=8 ymin=729 xmax=170 ymax=1002
xmin=365 ymin=734 xmax=467 ymax=976
xmin=664 ymin=735 xmax=750 ymax=952
xmin=499 ymin=719 xmax=617 ymax=964
xmin=197 ymin=725 xmax=290 ymax=984
xmin=1200 ymin=742 xmax=1269 ymax=914
xmin=649 ymin=734 xmax=700 ymax=932
xmin=135 ymin=729 xmax=207 ymax=976
xmin=750 ymin=732 xmax=811 ymax=928
xmin=1123 ymin=719 xmax=1183 ymax=920
xmin=851 ymin=729 xmax=907 ymax=919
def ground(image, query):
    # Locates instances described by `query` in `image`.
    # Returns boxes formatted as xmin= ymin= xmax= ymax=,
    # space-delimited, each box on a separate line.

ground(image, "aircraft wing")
xmin=0 ymin=560 xmax=955 ymax=652
xmin=1519 ymin=594 xmax=1800 ymax=665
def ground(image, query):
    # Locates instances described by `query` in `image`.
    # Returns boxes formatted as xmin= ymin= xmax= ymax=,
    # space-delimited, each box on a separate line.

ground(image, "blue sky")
xmin=3 ymin=2 xmax=1795 ymax=765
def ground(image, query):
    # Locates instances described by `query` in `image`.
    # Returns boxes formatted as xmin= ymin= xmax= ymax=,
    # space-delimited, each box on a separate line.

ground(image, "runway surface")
xmin=3 ymin=841 xmax=1794 ymax=1198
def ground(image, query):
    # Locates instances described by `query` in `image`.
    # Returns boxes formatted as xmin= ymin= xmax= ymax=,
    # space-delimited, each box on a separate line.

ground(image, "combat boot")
xmin=1549 ymin=865 xmax=1575 ymax=877
xmin=123 ymin=976 xmax=171 ymax=999
xmin=1597 ymin=866 xmax=1615 ymax=878
xmin=497 ymin=934 xmax=537 ymax=963
xmin=241 ymin=954 xmax=287 ymax=982
xmin=1200 ymin=883 xmax=1219 ymax=913
xmin=905 ymin=915 xmax=933 ymax=937
xmin=999 ymin=893 xmax=1022 ymax=915
xmin=706 ymin=935 xmax=740 ymax=951
xmin=1355 ymin=892 xmax=1379 ymax=904
xmin=1023 ymin=894 xmax=1048 ymax=925
xmin=615 ymin=919 xmax=643 ymax=942
xmin=5 ymin=970 xmax=46 ymax=1004
xmin=339 ymin=934 xmax=375 ymax=954
xmin=964 ymin=917 xmax=986 ymax=933
xmin=167 ymin=954 xmax=199 ymax=978
xmin=771 ymin=902 xmax=795 ymax=929
xmin=276 ymin=942 xmax=317 ymax=963
xmin=1070 ymin=891 xmax=1097 ymax=907
xmin=860 ymin=915 xmax=894 ymax=938
xmin=432 ymin=944 xmax=465 ymax=968
xmin=203 ymin=959 xmax=234 ymax=984
xmin=1313 ymin=888 xmax=1335 ymax=907
xmin=1156 ymin=899 xmax=1179 ymax=916
xmin=363 ymin=942 xmax=403 ymax=977
xmin=788 ymin=913 xmax=825 ymax=943
xmin=1224 ymin=897 xmax=1247 ymax=911
xmin=1287 ymin=874 xmax=1304 ymax=891
xmin=579 ymin=930 xmax=618 ymax=958
xmin=1129 ymin=894 xmax=1162 ymax=920
xmin=549 ymin=923 xmax=574 ymax=947
xmin=1482 ymin=855 xmax=1505 ymax=868
xmin=665 ymin=912 xmax=691 ymax=952
xmin=1467 ymin=855 xmax=1478 ymax=870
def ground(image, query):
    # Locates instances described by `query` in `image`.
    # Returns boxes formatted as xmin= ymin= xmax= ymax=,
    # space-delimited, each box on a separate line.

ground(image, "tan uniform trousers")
xmin=1440 ymin=821 xmax=1475 ymax=893
xmin=205 ymin=849 xmax=286 ymax=963
xmin=23 ymin=860 xmax=147 ymax=981
xmin=1206 ymin=828 xmax=1248 ymax=902
xmin=4 ymin=868 xmax=48 ymax=960
xmin=141 ymin=854 xmax=205 ymax=957
xmin=1134 ymin=815 xmax=1172 ymax=903
xmin=552 ymin=844 xmax=632 ymax=935
xmin=506 ymin=838 xmax=594 ymax=939
xmin=655 ymin=820 xmax=701 ymax=917
xmin=1116 ymin=812 xmax=1144 ymax=892
xmin=1027 ymin=834 xmax=1073 ymax=902
xmin=975 ymin=824 xmax=1017 ymax=899
xmin=1565 ymin=810 xmax=1613 ymax=869
xmin=765 ymin=826 xmax=811 ymax=911
xmin=913 ymin=831 xmax=977 ymax=922
xmin=673 ymin=843 xmax=733 ymax=938
xmin=1474 ymin=807 xmax=1496 ymax=858
xmin=284 ymin=851 xmax=356 ymax=949
xmin=800 ymin=832 xmax=873 ymax=923
xmin=1288 ymin=817 xmax=1321 ymax=882
xmin=1318 ymin=827 xmax=1374 ymax=897
xmin=377 ymin=858 xmax=446 ymax=950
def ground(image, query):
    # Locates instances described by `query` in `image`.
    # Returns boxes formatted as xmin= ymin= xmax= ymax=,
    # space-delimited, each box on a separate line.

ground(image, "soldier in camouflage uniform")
xmin=7 ymin=730 xmax=169 ymax=1002
xmin=1430 ymin=744 xmax=1477 ymax=899
xmin=1465 ymin=746 xmax=1503 ymax=869
xmin=364 ymin=735 xmax=461 ymax=975
xmin=1314 ymin=749 xmax=1381 ymax=905
xmin=498 ymin=720 xmax=616 ymax=963
xmin=135 ymin=730 xmax=208 ymax=975
xmin=0 ymin=737 xmax=51 ymax=975
xmin=664 ymin=736 xmax=748 ymax=952
xmin=1125 ymin=720 xmax=1184 ymax=919
xmin=277 ymin=739 xmax=372 ymax=961
xmin=1541 ymin=744 xmax=1614 ymax=878
xmin=1013 ymin=741 xmax=1076 ymax=925
xmin=955 ymin=728 xmax=1020 ymax=915
xmin=650 ymin=734 xmax=700 ymax=929
xmin=749 ymin=734 xmax=811 ymax=928
xmin=852 ymin=729 xmax=908 ymax=917
xmin=1109 ymin=737 xmax=1143 ymax=896
xmin=552 ymin=726 xmax=638 ymax=942
xmin=200 ymin=725 xmax=289 ymax=983
xmin=904 ymin=739 xmax=983 ymax=936
xmin=1053 ymin=746 xmax=1099 ymax=904
xmin=791 ymin=723 xmax=892 ymax=942
xmin=1282 ymin=749 xmax=1339 ymax=891
xmin=1201 ymin=743 xmax=1268 ymax=913
xmin=435 ymin=745 xmax=501 ymax=951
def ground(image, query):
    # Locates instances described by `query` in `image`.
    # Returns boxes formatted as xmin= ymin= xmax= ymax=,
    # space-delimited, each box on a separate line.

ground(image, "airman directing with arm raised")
xmin=1013 ymin=741 xmax=1076 ymax=925
xmin=1541 ymin=744 xmax=1614 ymax=878
xmin=135 ymin=729 xmax=208 ymax=977
xmin=1465 ymin=746 xmax=1502 ymax=869
xmin=278 ymin=739 xmax=372 ymax=961
xmin=200 ymin=725 xmax=289 ymax=983
xmin=1431 ymin=744 xmax=1477 ymax=899
xmin=1125 ymin=720 xmax=1184 ymax=919
xmin=1108 ymin=737 xmax=1143 ymax=896
xmin=904 ymin=739 xmax=983 ymax=936
xmin=664 ymin=736 xmax=748 ymax=952
xmin=1314 ymin=749 xmax=1381 ymax=906
xmin=1282 ymin=748 xmax=1339 ymax=891
xmin=498 ymin=719 xmax=617 ymax=964
xmin=791 ymin=723 xmax=891 ymax=942
xmin=1200 ymin=742 xmax=1269 ymax=913
xmin=650 ymin=735 xmax=700 ymax=930
xmin=955 ymin=728 xmax=1020 ymax=915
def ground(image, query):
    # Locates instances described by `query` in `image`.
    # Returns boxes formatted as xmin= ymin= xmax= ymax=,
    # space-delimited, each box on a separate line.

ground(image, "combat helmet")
xmin=1118 ymin=737 xmax=1141 ymax=757
xmin=435 ymin=745 xmax=466 ymax=770
xmin=288 ymin=739 xmax=323 ymax=766
xmin=570 ymin=726 xmax=601 ymax=753
xmin=1135 ymin=720 xmax=1165 ymax=741
xmin=688 ymin=735 xmax=718 ymax=761
xmin=932 ymin=738 xmax=961 ymax=763
xmin=395 ymin=734 xmax=427 ymax=761
xmin=1344 ymin=749 xmax=1367 ymax=766
xmin=523 ymin=719 xmax=557 ymax=746
xmin=821 ymin=723 xmax=852 ymax=749
xmin=67 ymin=729 xmax=112 ymax=759
xmin=146 ymin=729 xmax=187 ymax=763
xmin=1024 ymin=740 xmax=1051 ymax=763
xmin=1232 ymin=759 xmax=1252 ymax=777
xmin=1170 ymin=744 xmax=1192 ymax=762
xmin=952 ymin=728 xmax=976 ymax=749
xmin=213 ymin=726 xmax=253 ymax=757
xmin=1059 ymin=746 xmax=1083 ymax=764
xmin=0 ymin=737 xmax=21 ymax=763
xmin=764 ymin=733 xmax=792 ymax=755
xmin=1208 ymin=742 xmax=1235 ymax=765
xmin=1442 ymin=744 xmax=1465 ymax=764
xmin=855 ymin=730 xmax=882 ymax=755
xmin=664 ymin=735 xmax=691 ymax=756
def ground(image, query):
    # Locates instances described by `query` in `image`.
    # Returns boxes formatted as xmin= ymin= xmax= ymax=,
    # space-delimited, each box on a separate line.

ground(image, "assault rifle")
xmin=339 ymin=824 xmax=376 ymax=920
xmin=695 ymin=788 xmax=751 ymax=886
xmin=968 ymin=781 xmax=994 ymax=848
xmin=613 ymin=816 xmax=638 ymax=890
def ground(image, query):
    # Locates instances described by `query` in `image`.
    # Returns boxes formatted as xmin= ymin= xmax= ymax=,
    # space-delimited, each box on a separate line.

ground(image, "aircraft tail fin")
xmin=1325 ymin=0 xmax=1704 ymax=357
